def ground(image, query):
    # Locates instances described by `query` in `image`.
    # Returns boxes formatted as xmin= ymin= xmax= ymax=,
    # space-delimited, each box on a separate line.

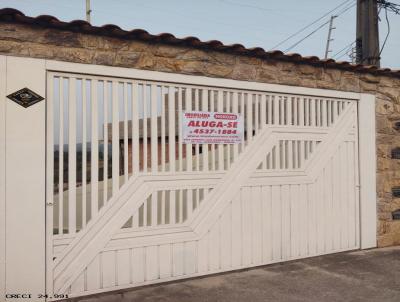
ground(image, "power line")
xmin=332 ymin=41 xmax=356 ymax=58
xmin=269 ymin=0 xmax=354 ymax=50
xmin=284 ymin=19 xmax=331 ymax=52
xmin=379 ymin=7 xmax=391 ymax=56
xmin=283 ymin=2 xmax=356 ymax=53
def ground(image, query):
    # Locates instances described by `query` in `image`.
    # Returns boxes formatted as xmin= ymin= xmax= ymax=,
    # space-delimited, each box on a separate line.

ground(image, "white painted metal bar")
xmin=310 ymin=98 xmax=316 ymax=127
xmin=69 ymin=77 xmax=77 ymax=234
xmin=333 ymin=100 xmax=338 ymax=124
xmin=123 ymin=83 xmax=129 ymax=182
xmin=160 ymin=190 xmax=166 ymax=225
xmin=91 ymin=79 xmax=99 ymax=217
xmin=273 ymin=95 xmax=279 ymax=125
xmin=201 ymin=89 xmax=209 ymax=172
xmin=103 ymin=81 xmax=109 ymax=205
xmin=233 ymin=92 xmax=240 ymax=163
xmin=286 ymin=96 xmax=292 ymax=126
xmin=177 ymin=88 xmax=183 ymax=172
xmin=194 ymin=89 xmax=200 ymax=171
xmin=151 ymin=84 xmax=158 ymax=173
xmin=288 ymin=140 xmax=293 ymax=169
xmin=279 ymin=96 xmax=284 ymax=125
xmin=320 ymin=99 xmax=325 ymax=127
xmin=185 ymin=88 xmax=193 ymax=172
xmin=143 ymin=198 xmax=148 ymax=227
xmin=254 ymin=94 xmax=259 ymax=134
xmin=299 ymin=97 xmax=304 ymax=127
xmin=169 ymin=190 xmax=176 ymax=224
xmin=239 ymin=93 xmax=245 ymax=153
xmin=151 ymin=193 xmax=157 ymax=227
xmin=217 ymin=90 xmax=224 ymax=170
xmin=267 ymin=95 xmax=272 ymax=125
xmin=46 ymin=73 xmax=55 ymax=294
xmin=168 ymin=86 xmax=176 ymax=172
xmin=81 ymin=79 xmax=87 ymax=228
xmin=142 ymin=84 xmax=148 ymax=173
xmin=58 ymin=77 xmax=64 ymax=233
xmin=187 ymin=189 xmax=193 ymax=218
xmin=247 ymin=94 xmax=253 ymax=142
xmin=293 ymin=97 xmax=298 ymax=126
xmin=210 ymin=90 xmax=216 ymax=171
xmin=226 ymin=92 xmax=232 ymax=169
xmin=131 ymin=82 xmax=139 ymax=175
xmin=112 ymin=81 xmax=119 ymax=192
xmin=304 ymin=98 xmax=309 ymax=126
xmin=161 ymin=87 xmax=166 ymax=172
xmin=179 ymin=189 xmax=184 ymax=223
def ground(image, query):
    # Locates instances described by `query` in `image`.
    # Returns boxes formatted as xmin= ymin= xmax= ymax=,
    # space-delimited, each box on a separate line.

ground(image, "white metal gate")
xmin=44 ymin=62 xmax=370 ymax=299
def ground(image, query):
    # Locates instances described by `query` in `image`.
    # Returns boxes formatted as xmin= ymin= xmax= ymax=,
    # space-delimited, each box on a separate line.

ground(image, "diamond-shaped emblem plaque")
xmin=7 ymin=87 xmax=44 ymax=108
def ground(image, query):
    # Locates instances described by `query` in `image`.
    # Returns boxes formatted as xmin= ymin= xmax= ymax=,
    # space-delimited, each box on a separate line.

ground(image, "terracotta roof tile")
xmin=0 ymin=7 xmax=399 ymax=78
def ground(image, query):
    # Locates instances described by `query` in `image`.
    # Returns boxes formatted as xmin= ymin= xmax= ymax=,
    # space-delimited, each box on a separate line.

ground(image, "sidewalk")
xmin=72 ymin=246 xmax=400 ymax=302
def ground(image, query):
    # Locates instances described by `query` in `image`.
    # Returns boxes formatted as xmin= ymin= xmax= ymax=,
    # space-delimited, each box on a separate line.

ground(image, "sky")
xmin=0 ymin=0 xmax=398 ymax=68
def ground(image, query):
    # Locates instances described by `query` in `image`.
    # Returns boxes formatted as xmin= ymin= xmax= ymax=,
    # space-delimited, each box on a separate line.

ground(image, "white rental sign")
xmin=182 ymin=111 xmax=244 ymax=144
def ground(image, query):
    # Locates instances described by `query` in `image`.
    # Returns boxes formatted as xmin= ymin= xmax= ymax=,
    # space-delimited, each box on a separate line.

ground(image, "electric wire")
xmin=332 ymin=41 xmax=356 ymax=59
xmin=284 ymin=19 xmax=332 ymax=53
xmin=283 ymin=2 xmax=356 ymax=53
xmin=379 ymin=7 xmax=391 ymax=56
xmin=270 ymin=0 xmax=355 ymax=50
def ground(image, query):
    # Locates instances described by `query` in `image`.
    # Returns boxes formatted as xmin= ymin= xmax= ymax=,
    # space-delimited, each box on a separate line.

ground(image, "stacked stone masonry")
xmin=1 ymin=22 xmax=399 ymax=247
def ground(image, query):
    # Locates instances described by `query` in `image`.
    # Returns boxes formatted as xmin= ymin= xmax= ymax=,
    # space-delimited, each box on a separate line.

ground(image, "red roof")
xmin=0 ymin=8 xmax=399 ymax=78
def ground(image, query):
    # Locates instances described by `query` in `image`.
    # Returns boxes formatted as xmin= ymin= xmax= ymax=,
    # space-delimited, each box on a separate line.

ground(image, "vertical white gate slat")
xmin=112 ymin=81 xmax=119 ymax=191
xmin=116 ymin=249 xmax=130 ymax=286
xmin=142 ymin=84 xmax=148 ymax=173
xmin=210 ymin=90 xmax=216 ymax=170
xmin=58 ymin=77 xmax=64 ymax=234
xmin=131 ymin=82 xmax=139 ymax=176
xmin=123 ymin=83 xmax=129 ymax=183
xmin=201 ymin=90 xmax=209 ymax=171
xmin=46 ymin=73 xmax=54 ymax=294
xmin=281 ymin=184 xmax=290 ymax=259
xmin=340 ymin=143 xmax=349 ymax=249
xmin=103 ymin=81 xmax=109 ymax=205
xmin=177 ymin=88 xmax=183 ymax=172
xmin=91 ymin=79 xmax=99 ymax=218
xmin=168 ymin=86 xmax=176 ymax=172
xmin=151 ymin=84 xmax=158 ymax=173
xmin=81 ymin=79 xmax=87 ymax=228
xmin=251 ymin=186 xmax=262 ymax=264
xmin=185 ymin=88 xmax=192 ymax=172
xmin=262 ymin=186 xmax=272 ymax=263
xmin=271 ymin=185 xmax=281 ymax=261
xmin=220 ymin=203 xmax=232 ymax=269
xmin=161 ymin=87 xmax=166 ymax=172
xmin=194 ymin=89 xmax=200 ymax=171
xmin=232 ymin=92 xmax=239 ymax=163
xmin=241 ymin=187 xmax=252 ymax=266
xmin=217 ymin=90 xmax=224 ymax=170
xmin=172 ymin=243 xmax=184 ymax=276
xmin=169 ymin=190 xmax=176 ymax=224
xmin=68 ymin=78 xmax=77 ymax=234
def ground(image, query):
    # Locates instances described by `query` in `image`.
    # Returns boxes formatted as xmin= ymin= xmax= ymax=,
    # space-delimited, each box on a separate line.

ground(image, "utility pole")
xmin=324 ymin=15 xmax=337 ymax=59
xmin=86 ymin=0 xmax=91 ymax=23
xmin=356 ymin=0 xmax=380 ymax=66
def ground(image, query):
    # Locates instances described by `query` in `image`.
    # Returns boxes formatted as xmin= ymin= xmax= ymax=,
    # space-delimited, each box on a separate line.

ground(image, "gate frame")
xmin=0 ymin=55 xmax=377 ymax=301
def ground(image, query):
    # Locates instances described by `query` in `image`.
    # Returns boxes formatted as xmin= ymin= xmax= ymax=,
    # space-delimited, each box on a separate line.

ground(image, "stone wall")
xmin=1 ymin=22 xmax=400 ymax=247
